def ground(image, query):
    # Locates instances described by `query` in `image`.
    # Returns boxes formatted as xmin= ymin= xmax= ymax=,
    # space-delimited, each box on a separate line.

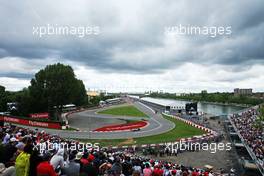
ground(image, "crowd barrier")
xmin=0 ymin=115 xmax=62 ymax=129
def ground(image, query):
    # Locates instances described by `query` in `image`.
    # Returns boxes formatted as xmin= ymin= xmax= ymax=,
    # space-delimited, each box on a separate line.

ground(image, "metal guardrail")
xmin=228 ymin=113 xmax=264 ymax=176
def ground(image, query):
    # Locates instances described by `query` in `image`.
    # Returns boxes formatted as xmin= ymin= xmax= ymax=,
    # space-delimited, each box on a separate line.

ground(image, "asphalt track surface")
xmin=15 ymin=101 xmax=175 ymax=139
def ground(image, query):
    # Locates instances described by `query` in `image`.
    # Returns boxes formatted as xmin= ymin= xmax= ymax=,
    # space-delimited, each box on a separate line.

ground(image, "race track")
xmin=15 ymin=101 xmax=175 ymax=139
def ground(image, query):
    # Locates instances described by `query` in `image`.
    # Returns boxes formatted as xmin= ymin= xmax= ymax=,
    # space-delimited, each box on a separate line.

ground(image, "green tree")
xmin=29 ymin=63 xmax=87 ymax=120
xmin=18 ymin=88 xmax=34 ymax=116
xmin=0 ymin=85 xmax=7 ymax=111
xmin=72 ymin=79 xmax=87 ymax=106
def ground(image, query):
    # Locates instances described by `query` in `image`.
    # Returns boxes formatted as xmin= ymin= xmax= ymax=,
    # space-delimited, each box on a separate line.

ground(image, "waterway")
xmin=141 ymin=97 xmax=245 ymax=116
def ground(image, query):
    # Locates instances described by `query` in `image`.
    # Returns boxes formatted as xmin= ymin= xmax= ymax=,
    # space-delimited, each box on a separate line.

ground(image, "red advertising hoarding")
xmin=29 ymin=112 xmax=49 ymax=119
xmin=0 ymin=115 xmax=61 ymax=129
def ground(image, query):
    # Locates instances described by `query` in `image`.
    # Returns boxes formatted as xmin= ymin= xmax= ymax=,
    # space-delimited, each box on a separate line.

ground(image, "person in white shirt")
xmin=50 ymin=149 xmax=65 ymax=171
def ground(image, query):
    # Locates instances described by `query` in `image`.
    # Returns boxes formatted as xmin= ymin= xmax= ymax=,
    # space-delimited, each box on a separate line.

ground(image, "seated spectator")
xmin=2 ymin=137 xmax=17 ymax=166
xmin=37 ymin=152 xmax=57 ymax=176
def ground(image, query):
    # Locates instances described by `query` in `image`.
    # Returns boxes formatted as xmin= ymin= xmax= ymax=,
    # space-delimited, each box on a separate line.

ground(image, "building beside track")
xmin=127 ymin=95 xmax=188 ymax=113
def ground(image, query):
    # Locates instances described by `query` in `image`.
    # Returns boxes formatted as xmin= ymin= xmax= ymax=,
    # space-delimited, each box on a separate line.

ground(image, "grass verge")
xmin=76 ymin=114 xmax=206 ymax=146
xmin=97 ymin=105 xmax=148 ymax=117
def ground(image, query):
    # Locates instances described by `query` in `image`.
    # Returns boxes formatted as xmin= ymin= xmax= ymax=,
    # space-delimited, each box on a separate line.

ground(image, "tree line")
xmin=150 ymin=92 xmax=264 ymax=106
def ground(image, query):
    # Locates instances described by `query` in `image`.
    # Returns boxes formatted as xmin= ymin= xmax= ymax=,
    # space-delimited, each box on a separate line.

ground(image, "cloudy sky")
xmin=0 ymin=0 xmax=263 ymax=93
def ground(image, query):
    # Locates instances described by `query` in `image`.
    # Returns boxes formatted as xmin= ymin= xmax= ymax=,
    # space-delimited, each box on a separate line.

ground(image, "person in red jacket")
xmin=37 ymin=153 xmax=57 ymax=176
xmin=192 ymin=169 xmax=199 ymax=176
xmin=152 ymin=165 xmax=163 ymax=176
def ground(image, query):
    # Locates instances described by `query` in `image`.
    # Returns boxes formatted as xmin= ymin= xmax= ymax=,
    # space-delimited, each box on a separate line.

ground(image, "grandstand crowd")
xmin=230 ymin=108 xmax=264 ymax=168
xmin=0 ymin=123 xmax=232 ymax=176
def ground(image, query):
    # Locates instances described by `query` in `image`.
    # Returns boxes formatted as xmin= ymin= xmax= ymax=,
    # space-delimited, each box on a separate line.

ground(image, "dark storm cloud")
xmin=0 ymin=0 xmax=263 ymax=77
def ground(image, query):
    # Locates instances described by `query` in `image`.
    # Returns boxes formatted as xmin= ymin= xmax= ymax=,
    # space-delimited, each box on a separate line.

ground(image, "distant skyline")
xmin=0 ymin=0 xmax=264 ymax=92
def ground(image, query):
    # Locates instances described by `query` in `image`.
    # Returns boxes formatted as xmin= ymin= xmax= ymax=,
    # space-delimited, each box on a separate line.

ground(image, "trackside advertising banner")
xmin=0 ymin=115 xmax=61 ymax=129
xmin=29 ymin=112 xmax=49 ymax=119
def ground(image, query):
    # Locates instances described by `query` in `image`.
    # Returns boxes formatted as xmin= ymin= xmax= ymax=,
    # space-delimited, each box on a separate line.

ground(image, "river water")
xmin=141 ymin=97 xmax=245 ymax=116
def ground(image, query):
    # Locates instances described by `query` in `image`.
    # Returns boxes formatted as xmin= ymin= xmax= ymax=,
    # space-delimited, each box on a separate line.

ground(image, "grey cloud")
xmin=0 ymin=73 xmax=33 ymax=79
xmin=0 ymin=0 xmax=263 ymax=77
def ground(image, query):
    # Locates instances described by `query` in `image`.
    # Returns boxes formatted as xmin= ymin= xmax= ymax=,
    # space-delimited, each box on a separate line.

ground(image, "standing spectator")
xmin=133 ymin=159 xmax=142 ymax=174
xmin=163 ymin=164 xmax=171 ymax=176
xmin=143 ymin=163 xmax=152 ymax=176
xmin=110 ymin=156 xmax=122 ymax=176
xmin=62 ymin=153 xmax=80 ymax=176
xmin=81 ymin=159 xmax=98 ymax=176
xmin=122 ymin=156 xmax=133 ymax=176
xmin=153 ymin=165 xmax=163 ymax=176
xmin=29 ymin=148 xmax=43 ymax=176
xmin=50 ymin=149 xmax=65 ymax=172
xmin=191 ymin=169 xmax=199 ymax=176
xmin=15 ymin=144 xmax=33 ymax=176
xmin=2 ymin=132 xmax=10 ymax=144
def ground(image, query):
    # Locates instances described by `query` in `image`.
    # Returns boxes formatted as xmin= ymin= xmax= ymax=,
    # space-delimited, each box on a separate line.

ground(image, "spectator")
xmin=50 ymin=149 xmax=65 ymax=172
xmin=2 ymin=137 xmax=17 ymax=166
xmin=15 ymin=143 xmax=33 ymax=176
xmin=29 ymin=148 xmax=43 ymax=176
xmin=61 ymin=153 xmax=80 ymax=176
xmin=81 ymin=158 xmax=98 ymax=176
xmin=109 ymin=156 xmax=122 ymax=176
xmin=132 ymin=159 xmax=142 ymax=174
xmin=0 ymin=122 xmax=230 ymax=176
xmin=122 ymin=156 xmax=133 ymax=176
xmin=143 ymin=163 xmax=152 ymax=176
xmin=0 ymin=163 xmax=16 ymax=176
xmin=153 ymin=165 xmax=163 ymax=176
xmin=37 ymin=152 xmax=57 ymax=176
xmin=231 ymin=108 xmax=264 ymax=164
